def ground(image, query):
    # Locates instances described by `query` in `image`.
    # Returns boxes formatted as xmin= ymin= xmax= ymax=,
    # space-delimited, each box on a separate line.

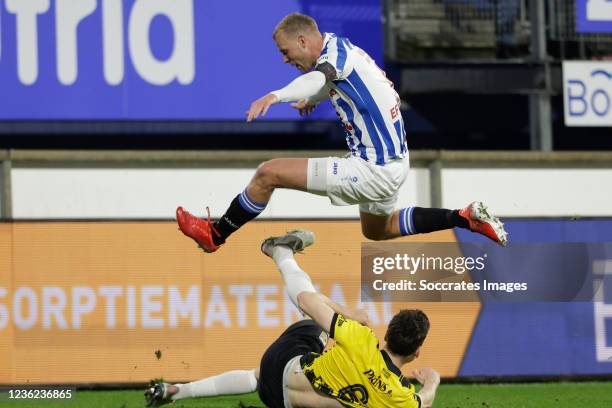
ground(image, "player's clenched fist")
xmin=246 ymin=93 xmax=279 ymax=122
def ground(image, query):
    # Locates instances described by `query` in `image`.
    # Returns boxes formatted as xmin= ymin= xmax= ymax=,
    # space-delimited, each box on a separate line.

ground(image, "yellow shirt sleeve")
xmin=330 ymin=313 xmax=376 ymax=347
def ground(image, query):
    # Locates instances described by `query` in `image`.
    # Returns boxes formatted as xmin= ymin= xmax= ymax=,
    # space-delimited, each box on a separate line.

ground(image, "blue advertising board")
xmin=576 ymin=0 xmax=612 ymax=33
xmin=0 ymin=0 xmax=383 ymax=120
xmin=457 ymin=220 xmax=612 ymax=376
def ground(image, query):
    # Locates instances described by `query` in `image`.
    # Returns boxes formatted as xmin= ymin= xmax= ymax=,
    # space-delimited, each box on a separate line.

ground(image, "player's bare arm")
xmin=296 ymin=292 xmax=336 ymax=331
xmin=297 ymin=291 xmax=369 ymax=332
xmin=412 ymin=367 xmax=441 ymax=408
xmin=246 ymin=93 xmax=279 ymax=122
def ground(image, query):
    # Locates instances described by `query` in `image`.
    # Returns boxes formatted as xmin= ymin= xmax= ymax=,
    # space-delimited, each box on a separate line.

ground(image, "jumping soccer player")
xmin=176 ymin=13 xmax=508 ymax=253
xmin=145 ymin=230 xmax=440 ymax=408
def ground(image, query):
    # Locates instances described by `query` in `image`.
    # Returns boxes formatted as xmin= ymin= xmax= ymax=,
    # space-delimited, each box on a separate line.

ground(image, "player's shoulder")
xmin=317 ymin=33 xmax=357 ymax=78
xmin=334 ymin=314 xmax=377 ymax=342
xmin=320 ymin=33 xmax=355 ymax=55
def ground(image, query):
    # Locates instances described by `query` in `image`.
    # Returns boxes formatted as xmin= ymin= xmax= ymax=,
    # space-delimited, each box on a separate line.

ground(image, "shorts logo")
xmin=352 ymin=177 xmax=358 ymax=182
xmin=333 ymin=162 xmax=339 ymax=175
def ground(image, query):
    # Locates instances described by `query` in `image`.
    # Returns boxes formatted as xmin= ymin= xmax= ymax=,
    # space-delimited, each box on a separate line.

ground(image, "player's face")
xmin=274 ymin=31 xmax=314 ymax=73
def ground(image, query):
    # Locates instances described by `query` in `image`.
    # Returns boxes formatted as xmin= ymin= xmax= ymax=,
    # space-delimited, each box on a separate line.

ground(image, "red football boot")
xmin=458 ymin=201 xmax=509 ymax=246
xmin=176 ymin=206 xmax=221 ymax=253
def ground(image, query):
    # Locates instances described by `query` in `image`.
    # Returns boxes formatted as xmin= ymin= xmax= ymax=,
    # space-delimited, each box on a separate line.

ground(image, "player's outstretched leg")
xmin=145 ymin=369 xmax=258 ymax=406
xmin=176 ymin=186 xmax=266 ymax=253
xmin=261 ymin=229 xmax=317 ymax=311
xmin=362 ymin=201 xmax=508 ymax=246
xmin=394 ymin=201 xmax=508 ymax=246
xmin=176 ymin=158 xmax=308 ymax=253
xmin=261 ymin=229 xmax=316 ymax=256
xmin=144 ymin=382 xmax=176 ymax=407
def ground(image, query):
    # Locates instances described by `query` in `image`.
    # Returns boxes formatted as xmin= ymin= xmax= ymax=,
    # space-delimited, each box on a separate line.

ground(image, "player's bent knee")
xmin=253 ymin=160 xmax=280 ymax=188
xmin=362 ymin=214 xmax=395 ymax=241
xmin=362 ymin=227 xmax=386 ymax=241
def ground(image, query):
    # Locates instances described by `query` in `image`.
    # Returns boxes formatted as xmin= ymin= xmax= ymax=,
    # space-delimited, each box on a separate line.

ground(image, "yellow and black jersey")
xmin=300 ymin=313 xmax=421 ymax=408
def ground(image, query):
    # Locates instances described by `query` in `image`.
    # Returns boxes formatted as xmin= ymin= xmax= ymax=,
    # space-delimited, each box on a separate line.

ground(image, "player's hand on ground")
xmin=411 ymin=368 xmax=440 ymax=385
xmin=246 ymin=93 xmax=279 ymax=122
xmin=290 ymin=99 xmax=316 ymax=116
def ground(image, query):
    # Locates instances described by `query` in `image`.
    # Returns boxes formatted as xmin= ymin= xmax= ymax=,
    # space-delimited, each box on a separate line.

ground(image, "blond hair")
xmin=273 ymin=13 xmax=319 ymax=39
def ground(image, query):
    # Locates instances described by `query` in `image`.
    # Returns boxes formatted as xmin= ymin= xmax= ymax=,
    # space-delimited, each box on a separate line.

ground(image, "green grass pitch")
xmin=1 ymin=382 xmax=611 ymax=408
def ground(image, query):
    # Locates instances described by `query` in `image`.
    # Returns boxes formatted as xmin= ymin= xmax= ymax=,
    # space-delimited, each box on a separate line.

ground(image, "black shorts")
xmin=257 ymin=319 xmax=325 ymax=408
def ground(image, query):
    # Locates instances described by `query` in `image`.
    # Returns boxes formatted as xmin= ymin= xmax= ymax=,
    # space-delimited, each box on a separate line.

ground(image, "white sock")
xmin=272 ymin=245 xmax=316 ymax=310
xmin=172 ymin=369 xmax=257 ymax=400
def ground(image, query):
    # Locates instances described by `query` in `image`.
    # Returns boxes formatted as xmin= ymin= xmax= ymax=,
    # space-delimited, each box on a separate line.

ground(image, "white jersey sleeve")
xmin=270 ymin=71 xmax=327 ymax=103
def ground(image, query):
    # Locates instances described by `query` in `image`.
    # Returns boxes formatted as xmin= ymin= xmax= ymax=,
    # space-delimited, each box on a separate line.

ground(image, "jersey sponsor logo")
xmin=390 ymin=104 xmax=401 ymax=120
xmin=363 ymin=368 xmax=393 ymax=395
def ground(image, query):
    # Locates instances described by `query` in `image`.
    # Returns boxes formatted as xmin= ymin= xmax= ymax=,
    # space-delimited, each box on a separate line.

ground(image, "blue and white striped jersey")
xmin=316 ymin=33 xmax=408 ymax=165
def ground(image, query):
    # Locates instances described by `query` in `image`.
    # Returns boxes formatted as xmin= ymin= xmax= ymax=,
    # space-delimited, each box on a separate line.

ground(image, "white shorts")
xmin=306 ymin=155 xmax=410 ymax=216
xmin=282 ymin=355 xmax=303 ymax=408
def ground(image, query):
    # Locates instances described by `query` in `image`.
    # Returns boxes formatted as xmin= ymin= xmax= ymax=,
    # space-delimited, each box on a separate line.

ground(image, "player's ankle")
xmin=272 ymin=245 xmax=295 ymax=263
xmin=170 ymin=383 xmax=188 ymax=400
xmin=211 ymin=229 xmax=226 ymax=246
xmin=450 ymin=210 xmax=469 ymax=229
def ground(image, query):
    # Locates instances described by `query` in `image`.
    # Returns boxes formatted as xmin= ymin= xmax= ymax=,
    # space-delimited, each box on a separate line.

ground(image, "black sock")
xmin=401 ymin=207 xmax=469 ymax=235
xmin=213 ymin=191 xmax=266 ymax=245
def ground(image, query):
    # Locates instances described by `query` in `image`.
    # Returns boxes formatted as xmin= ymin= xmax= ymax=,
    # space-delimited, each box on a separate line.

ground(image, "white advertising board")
xmin=563 ymin=61 xmax=612 ymax=127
